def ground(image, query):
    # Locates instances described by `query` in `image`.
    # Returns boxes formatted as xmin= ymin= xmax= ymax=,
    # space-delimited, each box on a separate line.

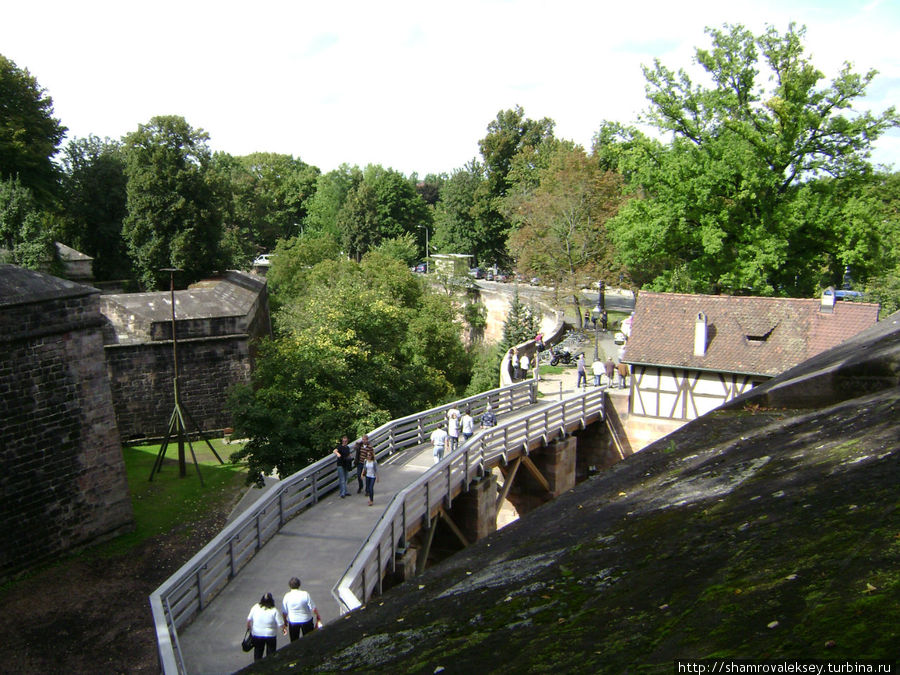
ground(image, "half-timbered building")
xmin=623 ymin=291 xmax=879 ymax=435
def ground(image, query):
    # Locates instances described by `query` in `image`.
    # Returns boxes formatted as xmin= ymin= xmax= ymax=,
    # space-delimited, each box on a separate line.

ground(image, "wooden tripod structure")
xmin=148 ymin=268 xmax=225 ymax=485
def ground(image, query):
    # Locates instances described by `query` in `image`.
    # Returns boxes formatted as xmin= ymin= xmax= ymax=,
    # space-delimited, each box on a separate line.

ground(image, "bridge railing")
xmin=332 ymin=386 xmax=605 ymax=612
xmin=149 ymin=379 xmax=537 ymax=674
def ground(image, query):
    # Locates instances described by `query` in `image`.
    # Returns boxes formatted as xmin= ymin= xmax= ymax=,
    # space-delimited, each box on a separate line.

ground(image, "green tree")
xmin=337 ymin=165 xmax=431 ymax=260
xmin=506 ymin=145 xmax=627 ymax=325
xmin=211 ymin=151 xmax=319 ymax=264
xmin=0 ymin=176 xmax=54 ymax=268
xmin=371 ymin=232 xmax=419 ymax=266
xmin=473 ymin=106 xmax=556 ymax=267
xmin=58 ymin=135 xmax=130 ymax=281
xmin=0 ymin=54 xmax=66 ymax=204
xmin=500 ymin=287 xmax=540 ymax=352
xmin=599 ymin=24 xmax=898 ymax=296
xmin=432 ymin=161 xmax=485 ymax=257
xmin=265 ymin=231 xmax=342 ymax=309
xmin=303 ymin=165 xmax=361 ymax=241
xmin=122 ymin=116 xmax=222 ymax=289
xmin=229 ymin=252 xmax=469 ymax=479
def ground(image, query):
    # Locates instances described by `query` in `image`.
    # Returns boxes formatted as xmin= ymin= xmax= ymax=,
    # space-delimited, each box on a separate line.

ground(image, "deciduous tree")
xmin=0 ymin=54 xmax=66 ymax=204
xmin=122 ymin=116 xmax=222 ymax=289
xmin=599 ymin=24 xmax=898 ymax=296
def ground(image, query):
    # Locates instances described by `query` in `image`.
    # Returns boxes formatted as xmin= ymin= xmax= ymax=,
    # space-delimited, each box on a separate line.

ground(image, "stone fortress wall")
xmin=0 ymin=265 xmax=134 ymax=580
xmin=100 ymin=271 xmax=271 ymax=440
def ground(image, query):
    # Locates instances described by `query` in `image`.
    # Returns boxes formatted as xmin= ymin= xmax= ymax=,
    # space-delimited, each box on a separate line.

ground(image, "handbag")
xmin=241 ymin=629 xmax=254 ymax=652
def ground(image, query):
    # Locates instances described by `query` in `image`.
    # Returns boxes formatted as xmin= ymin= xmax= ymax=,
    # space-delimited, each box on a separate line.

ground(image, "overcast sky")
xmin=3 ymin=0 xmax=898 ymax=176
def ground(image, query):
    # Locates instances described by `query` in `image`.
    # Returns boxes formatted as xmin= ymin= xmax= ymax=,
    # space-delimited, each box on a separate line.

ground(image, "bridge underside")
xmin=382 ymin=417 xmax=627 ymax=593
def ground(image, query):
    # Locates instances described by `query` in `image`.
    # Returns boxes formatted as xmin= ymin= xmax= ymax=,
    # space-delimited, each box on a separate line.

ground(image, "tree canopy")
xmin=229 ymin=252 xmax=469 ymax=480
xmin=0 ymin=54 xmax=66 ymax=204
xmin=122 ymin=116 xmax=222 ymax=289
xmin=58 ymin=135 xmax=130 ymax=281
xmin=597 ymin=23 xmax=899 ymax=296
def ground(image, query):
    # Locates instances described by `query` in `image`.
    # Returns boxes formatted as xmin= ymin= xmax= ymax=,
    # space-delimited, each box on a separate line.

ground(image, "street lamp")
xmin=419 ymin=225 xmax=429 ymax=273
xmin=591 ymin=281 xmax=605 ymax=361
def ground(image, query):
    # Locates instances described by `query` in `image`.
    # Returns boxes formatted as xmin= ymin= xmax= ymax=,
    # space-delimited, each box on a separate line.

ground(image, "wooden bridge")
xmin=150 ymin=379 xmax=611 ymax=674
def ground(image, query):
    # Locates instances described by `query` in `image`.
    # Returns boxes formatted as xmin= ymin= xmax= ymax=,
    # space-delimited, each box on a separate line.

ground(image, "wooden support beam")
xmin=438 ymin=505 xmax=470 ymax=548
xmin=495 ymin=455 xmax=522 ymax=509
xmin=522 ymin=455 xmax=551 ymax=493
xmin=416 ymin=516 xmax=438 ymax=575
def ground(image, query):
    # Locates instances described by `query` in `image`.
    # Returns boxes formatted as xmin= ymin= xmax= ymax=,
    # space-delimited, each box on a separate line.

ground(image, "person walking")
xmin=362 ymin=445 xmax=378 ymax=506
xmin=605 ymin=357 xmax=616 ymax=388
xmin=282 ymin=578 xmax=322 ymax=642
xmin=592 ymin=358 xmax=604 ymax=386
xmin=430 ymin=423 xmax=449 ymax=464
xmin=519 ymin=352 xmax=530 ymax=379
xmin=332 ymin=435 xmax=352 ymax=498
xmin=447 ymin=407 xmax=460 ymax=452
xmin=576 ymin=353 xmax=587 ymax=389
xmin=247 ymin=592 xmax=285 ymax=661
xmin=354 ymin=434 xmax=374 ymax=494
xmin=617 ymin=361 xmax=629 ymax=389
xmin=460 ymin=408 xmax=474 ymax=442
xmin=511 ymin=347 xmax=520 ymax=379
xmin=481 ymin=404 xmax=497 ymax=428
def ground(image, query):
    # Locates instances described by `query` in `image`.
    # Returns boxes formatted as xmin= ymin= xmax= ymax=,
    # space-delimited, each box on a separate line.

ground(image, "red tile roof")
xmin=624 ymin=292 xmax=880 ymax=376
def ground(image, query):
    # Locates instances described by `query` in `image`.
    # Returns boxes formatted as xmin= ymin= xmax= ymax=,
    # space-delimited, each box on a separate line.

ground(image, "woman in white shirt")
xmin=246 ymin=592 xmax=285 ymax=661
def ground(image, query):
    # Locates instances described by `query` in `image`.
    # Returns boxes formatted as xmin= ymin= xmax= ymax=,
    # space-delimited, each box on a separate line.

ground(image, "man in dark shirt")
xmin=332 ymin=435 xmax=352 ymax=497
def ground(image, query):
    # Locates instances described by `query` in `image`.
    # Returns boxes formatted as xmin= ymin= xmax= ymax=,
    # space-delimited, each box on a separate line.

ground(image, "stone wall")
xmin=105 ymin=336 xmax=252 ymax=440
xmin=0 ymin=265 xmax=133 ymax=580
xmin=100 ymin=272 xmax=270 ymax=440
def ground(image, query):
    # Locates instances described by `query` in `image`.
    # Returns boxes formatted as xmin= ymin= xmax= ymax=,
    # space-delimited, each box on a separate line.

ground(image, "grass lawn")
xmin=96 ymin=437 xmax=249 ymax=557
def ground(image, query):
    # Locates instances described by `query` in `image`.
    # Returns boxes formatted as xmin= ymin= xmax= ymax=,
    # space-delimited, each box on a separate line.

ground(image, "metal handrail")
xmin=149 ymin=379 xmax=537 ymax=674
xmin=331 ymin=386 xmax=605 ymax=613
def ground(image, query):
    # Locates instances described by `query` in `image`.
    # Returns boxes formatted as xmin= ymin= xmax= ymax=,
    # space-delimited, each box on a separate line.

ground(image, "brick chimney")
xmin=694 ymin=312 xmax=708 ymax=356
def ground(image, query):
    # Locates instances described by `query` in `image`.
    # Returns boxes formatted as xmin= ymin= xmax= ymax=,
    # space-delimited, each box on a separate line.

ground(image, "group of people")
xmin=430 ymin=404 xmax=495 ymax=463
xmin=333 ymin=434 xmax=378 ymax=505
xmin=245 ymin=577 xmax=323 ymax=661
xmin=576 ymin=354 xmax=629 ymax=389
xmin=509 ymin=346 xmax=532 ymax=381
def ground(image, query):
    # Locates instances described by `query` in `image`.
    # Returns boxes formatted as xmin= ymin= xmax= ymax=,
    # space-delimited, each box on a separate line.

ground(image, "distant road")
xmin=476 ymin=280 xmax=635 ymax=314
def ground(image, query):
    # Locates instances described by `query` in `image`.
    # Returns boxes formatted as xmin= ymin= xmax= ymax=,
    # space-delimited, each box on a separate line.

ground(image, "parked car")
xmin=414 ymin=262 xmax=427 ymax=273
xmin=529 ymin=277 xmax=540 ymax=286
xmin=469 ymin=267 xmax=485 ymax=279
xmin=253 ymin=253 xmax=273 ymax=266
xmin=496 ymin=272 xmax=509 ymax=283
xmin=613 ymin=331 xmax=627 ymax=345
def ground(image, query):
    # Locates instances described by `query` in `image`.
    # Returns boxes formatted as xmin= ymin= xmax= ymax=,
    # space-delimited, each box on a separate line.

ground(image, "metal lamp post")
xmin=419 ymin=225 xmax=429 ymax=273
xmin=592 ymin=281 xmax=605 ymax=361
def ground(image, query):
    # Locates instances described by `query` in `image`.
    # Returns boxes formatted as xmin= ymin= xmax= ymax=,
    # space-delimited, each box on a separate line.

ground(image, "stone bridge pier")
xmin=391 ymin=420 xmax=621 ymax=588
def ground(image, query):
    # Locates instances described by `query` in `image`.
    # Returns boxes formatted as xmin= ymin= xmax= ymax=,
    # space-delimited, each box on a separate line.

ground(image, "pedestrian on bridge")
xmin=447 ymin=407 xmax=461 ymax=452
xmin=431 ymin=423 xmax=449 ymax=463
xmin=617 ymin=361 xmax=629 ymax=389
xmin=576 ymin=353 xmax=587 ymax=389
xmin=247 ymin=592 xmax=285 ymax=661
xmin=605 ymin=357 xmax=616 ymax=388
xmin=354 ymin=434 xmax=374 ymax=494
xmin=461 ymin=408 xmax=474 ymax=442
xmin=282 ymin=577 xmax=322 ymax=641
xmin=362 ymin=446 xmax=378 ymax=505
xmin=333 ymin=435 xmax=352 ymax=497
xmin=481 ymin=404 xmax=497 ymax=428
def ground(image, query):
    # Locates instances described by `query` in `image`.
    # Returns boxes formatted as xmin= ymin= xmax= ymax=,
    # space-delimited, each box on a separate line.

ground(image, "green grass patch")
xmin=95 ymin=438 xmax=249 ymax=557
xmin=539 ymin=364 xmax=567 ymax=376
